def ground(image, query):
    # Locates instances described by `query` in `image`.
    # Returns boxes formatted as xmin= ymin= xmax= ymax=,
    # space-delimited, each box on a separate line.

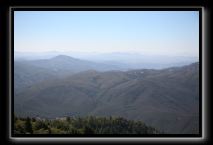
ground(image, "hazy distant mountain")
xmin=15 ymin=51 xmax=198 ymax=69
xmin=14 ymin=51 xmax=60 ymax=60
xmin=89 ymin=53 xmax=199 ymax=69
xmin=29 ymin=55 xmax=121 ymax=73
xmin=14 ymin=55 xmax=121 ymax=93
xmin=14 ymin=62 xmax=199 ymax=134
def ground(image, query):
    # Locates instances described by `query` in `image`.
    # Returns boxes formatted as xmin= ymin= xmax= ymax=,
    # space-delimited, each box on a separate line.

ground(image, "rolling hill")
xmin=14 ymin=55 xmax=120 ymax=93
xmin=14 ymin=61 xmax=199 ymax=134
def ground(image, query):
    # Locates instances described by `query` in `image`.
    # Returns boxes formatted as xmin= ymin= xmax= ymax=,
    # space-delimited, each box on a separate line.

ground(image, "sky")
xmin=14 ymin=11 xmax=199 ymax=57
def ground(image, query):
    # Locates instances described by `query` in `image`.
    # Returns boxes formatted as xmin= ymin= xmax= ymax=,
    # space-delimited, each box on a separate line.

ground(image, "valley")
xmin=14 ymin=55 xmax=199 ymax=134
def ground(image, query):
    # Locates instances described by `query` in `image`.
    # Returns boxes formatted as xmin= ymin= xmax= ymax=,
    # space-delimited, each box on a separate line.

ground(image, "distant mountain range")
xmin=14 ymin=55 xmax=121 ymax=93
xmin=14 ymin=55 xmax=199 ymax=134
xmin=15 ymin=51 xmax=198 ymax=69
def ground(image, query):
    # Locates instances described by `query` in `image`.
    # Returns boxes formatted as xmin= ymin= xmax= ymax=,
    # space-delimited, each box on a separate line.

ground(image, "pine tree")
xmin=48 ymin=127 xmax=51 ymax=134
xmin=14 ymin=114 xmax=17 ymax=122
xmin=25 ymin=117 xmax=33 ymax=134
xmin=83 ymin=125 xmax=94 ymax=134
xmin=66 ymin=117 xmax=71 ymax=122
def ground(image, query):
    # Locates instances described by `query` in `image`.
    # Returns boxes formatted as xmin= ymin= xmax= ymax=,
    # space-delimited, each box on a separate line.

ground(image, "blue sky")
xmin=14 ymin=11 xmax=199 ymax=57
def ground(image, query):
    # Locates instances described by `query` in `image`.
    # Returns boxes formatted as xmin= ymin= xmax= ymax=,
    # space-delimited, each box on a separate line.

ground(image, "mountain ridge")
xmin=14 ymin=62 xmax=199 ymax=134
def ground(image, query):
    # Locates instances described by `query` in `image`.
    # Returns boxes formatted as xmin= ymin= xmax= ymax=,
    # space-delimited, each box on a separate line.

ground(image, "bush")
xmin=14 ymin=115 xmax=160 ymax=134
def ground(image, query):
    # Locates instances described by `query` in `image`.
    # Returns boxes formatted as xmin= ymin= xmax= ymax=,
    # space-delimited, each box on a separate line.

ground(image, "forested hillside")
xmin=14 ymin=115 xmax=160 ymax=134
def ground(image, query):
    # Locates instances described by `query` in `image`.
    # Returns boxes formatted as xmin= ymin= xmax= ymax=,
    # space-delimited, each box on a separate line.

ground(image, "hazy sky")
xmin=14 ymin=11 xmax=199 ymax=57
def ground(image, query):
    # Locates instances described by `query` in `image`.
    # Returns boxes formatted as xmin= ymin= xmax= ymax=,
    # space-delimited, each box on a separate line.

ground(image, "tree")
xmin=32 ymin=117 xmax=36 ymax=122
xmin=14 ymin=114 xmax=17 ymax=122
xmin=66 ymin=117 xmax=71 ymax=122
xmin=15 ymin=120 xmax=25 ymax=134
xmin=35 ymin=120 xmax=48 ymax=130
xmin=48 ymin=127 xmax=51 ymax=134
xmin=83 ymin=125 xmax=94 ymax=134
xmin=14 ymin=116 xmax=160 ymax=134
xmin=25 ymin=117 xmax=33 ymax=134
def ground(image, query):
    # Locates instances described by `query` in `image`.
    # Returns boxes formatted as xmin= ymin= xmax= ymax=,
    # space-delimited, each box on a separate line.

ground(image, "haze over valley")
xmin=14 ymin=54 xmax=199 ymax=134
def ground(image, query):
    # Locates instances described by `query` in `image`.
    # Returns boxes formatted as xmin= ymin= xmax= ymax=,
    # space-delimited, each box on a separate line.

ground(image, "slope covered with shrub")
xmin=14 ymin=115 xmax=160 ymax=134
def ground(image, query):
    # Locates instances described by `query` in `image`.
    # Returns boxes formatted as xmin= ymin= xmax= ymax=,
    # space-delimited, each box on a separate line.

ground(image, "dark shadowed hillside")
xmin=14 ymin=62 xmax=199 ymax=134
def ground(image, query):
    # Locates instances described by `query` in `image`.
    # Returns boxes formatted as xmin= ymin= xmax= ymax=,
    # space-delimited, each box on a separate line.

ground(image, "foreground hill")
xmin=14 ymin=62 xmax=199 ymax=134
xmin=14 ymin=116 xmax=160 ymax=134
